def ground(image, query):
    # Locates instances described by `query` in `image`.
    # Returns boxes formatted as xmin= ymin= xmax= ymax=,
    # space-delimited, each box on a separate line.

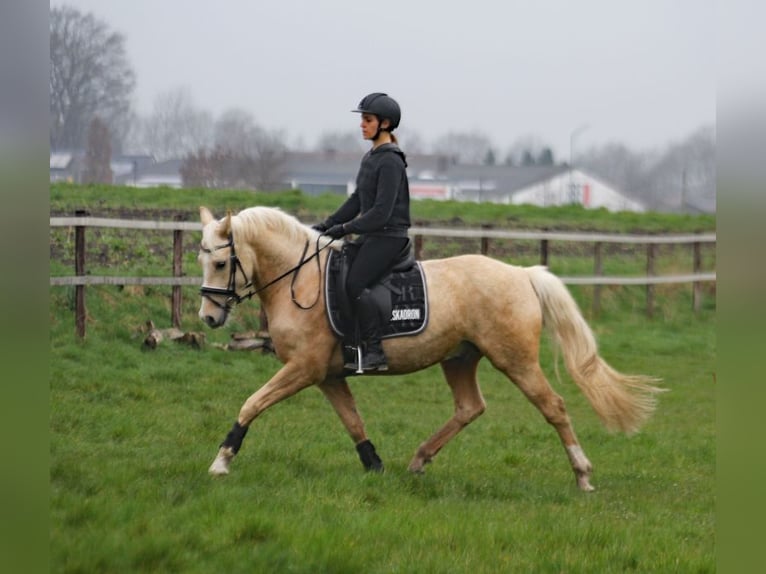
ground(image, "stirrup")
xmin=343 ymin=346 xmax=388 ymax=373
xmin=342 ymin=345 xmax=363 ymax=373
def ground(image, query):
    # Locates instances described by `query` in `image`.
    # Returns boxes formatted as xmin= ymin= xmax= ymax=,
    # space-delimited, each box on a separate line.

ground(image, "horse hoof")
xmin=208 ymin=456 xmax=231 ymax=476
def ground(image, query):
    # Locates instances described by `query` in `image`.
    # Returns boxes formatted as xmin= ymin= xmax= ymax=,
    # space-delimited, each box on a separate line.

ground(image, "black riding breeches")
xmin=345 ymin=236 xmax=409 ymax=300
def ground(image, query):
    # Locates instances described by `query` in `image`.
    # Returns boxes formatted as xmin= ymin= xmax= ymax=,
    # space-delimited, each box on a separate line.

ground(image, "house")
xmin=111 ymin=154 xmax=156 ymax=185
xmin=49 ymin=149 xmax=645 ymax=212
xmin=446 ymin=164 xmax=645 ymax=211
xmin=50 ymin=150 xmax=83 ymax=182
xmin=126 ymin=159 xmax=184 ymax=188
xmin=281 ymin=152 xmax=645 ymax=212
xmin=50 ymin=151 xmax=157 ymax=185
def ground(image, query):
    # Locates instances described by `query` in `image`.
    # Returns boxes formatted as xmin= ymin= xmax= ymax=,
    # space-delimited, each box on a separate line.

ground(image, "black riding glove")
xmin=311 ymin=222 xmax=329 ymax=233
xmin=326 ymin=223 xmax=347 ymax=239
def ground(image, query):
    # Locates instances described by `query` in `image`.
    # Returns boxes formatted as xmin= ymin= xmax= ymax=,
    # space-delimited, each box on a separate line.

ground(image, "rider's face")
xmin=360 ymin=113 xmax=380 ymax=140
xmin=359 ymin=114 xmax=388 ymax=140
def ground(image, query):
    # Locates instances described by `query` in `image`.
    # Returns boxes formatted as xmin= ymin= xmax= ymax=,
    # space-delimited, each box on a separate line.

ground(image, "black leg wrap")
xmin=220 ymin=421 xmax=248 ymax=454
xmin=356 ymin=439 xmax=384 ymax=472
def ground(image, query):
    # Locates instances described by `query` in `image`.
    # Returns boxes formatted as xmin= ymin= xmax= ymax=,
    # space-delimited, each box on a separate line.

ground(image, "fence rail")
xmin=50 ymin=215 xmax=716 ymax=338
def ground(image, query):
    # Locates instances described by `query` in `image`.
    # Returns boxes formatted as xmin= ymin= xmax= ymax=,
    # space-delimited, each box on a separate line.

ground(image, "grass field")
xmin=50 ymin=285 xmax=715 ymax=573
xmin=50 ymin=186 xmax=715 ymax=572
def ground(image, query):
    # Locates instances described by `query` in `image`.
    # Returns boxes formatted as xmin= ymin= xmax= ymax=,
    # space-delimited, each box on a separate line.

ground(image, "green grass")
xmin=50 ymin=186 xmax=715 ymax=572
xmin=51 ymin=182 xmax=715 ymax=233
xmin=50 ymin=289 xmax=714 ymax=573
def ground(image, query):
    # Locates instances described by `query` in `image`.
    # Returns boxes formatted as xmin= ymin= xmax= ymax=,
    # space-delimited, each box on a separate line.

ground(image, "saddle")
xmin=324 ymin=239 xmax=429 ymax=352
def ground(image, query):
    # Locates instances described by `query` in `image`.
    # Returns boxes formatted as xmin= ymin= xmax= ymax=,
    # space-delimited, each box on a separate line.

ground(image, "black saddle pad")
xmin=324 ymin=249 xmax=429 ymax=340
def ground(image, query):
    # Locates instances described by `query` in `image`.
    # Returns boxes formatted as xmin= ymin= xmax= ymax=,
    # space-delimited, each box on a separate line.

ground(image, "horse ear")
xmin=217 ymin=210 xmax=232 ymax=239
xmin=200 ymin=206 xmax=215 ymax=226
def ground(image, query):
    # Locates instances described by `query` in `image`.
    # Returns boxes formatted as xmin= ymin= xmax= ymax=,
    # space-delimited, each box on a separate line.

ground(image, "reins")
xmin=200 ymin=232 xmax=334 ymax=312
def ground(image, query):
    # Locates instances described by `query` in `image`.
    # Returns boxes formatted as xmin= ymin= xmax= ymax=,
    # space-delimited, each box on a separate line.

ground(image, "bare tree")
xmin=181 ymin=147 xmax=237 ymax=189
xmin=138 ymin=87 xmax=213 ymax=161
xmin=579 ymin=125 xmax=715 ymax=211
xmin=396 ymin=128 xmax=428 ymax=154
xmin=49 ymin=6 xmax=135 ymax=151
xmin=579 ymin=142 xmax=655 ymax=203
xmin=214 ymin=108 xmax=259 ymax=155
xmin=645 ymin=126 xmax=716 ymax=210
xmin=180 ymin=108 xmax=287 ymax=190
xmin=82 ymin=116 xmax=112 ymax=184
xmin=432 ymin=130 xmax=494 ymax=164
xmin=213 ymin=108 xmax=287 ymax=190
xmin=249 ymin=126 xmax=288 ymax=190
xmin=315 ymin=131 xmax=365 ymax=154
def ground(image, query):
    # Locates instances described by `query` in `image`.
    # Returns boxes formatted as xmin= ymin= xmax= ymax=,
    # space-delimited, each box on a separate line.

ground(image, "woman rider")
xmin=314 ymin=93 xmax=411 ymax=372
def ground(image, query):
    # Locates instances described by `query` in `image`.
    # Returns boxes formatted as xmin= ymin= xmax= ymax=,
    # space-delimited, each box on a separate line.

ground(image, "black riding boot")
xmin=352 ymin=289 xmax=388 ymax=372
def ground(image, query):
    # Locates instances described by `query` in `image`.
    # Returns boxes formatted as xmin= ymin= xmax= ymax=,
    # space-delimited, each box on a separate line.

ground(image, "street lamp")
xmin=569 ymin=124 xmax=589 ymax=204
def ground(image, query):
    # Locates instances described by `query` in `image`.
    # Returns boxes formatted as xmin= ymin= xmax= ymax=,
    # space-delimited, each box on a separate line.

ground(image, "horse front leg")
xmin=318 ymin=378 xmax=383 ymax=472
xmin=209 ymin=362 xmax=317 ymax=476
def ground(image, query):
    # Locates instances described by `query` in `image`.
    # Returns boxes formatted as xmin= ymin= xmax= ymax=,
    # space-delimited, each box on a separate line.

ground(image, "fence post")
xmin=693 ymin=241 xmax=702 ymax=314
xmin=646 ymin=244 xmax=656 ymax=318
xmin=414 ymin=234 xmax=423 ymax=260
xmin=540 ymin=239 xmax=549 ymax=266
xmin=592 ymin=242 xmax=603 ymax=317
xmin=171 ymin=215 xmax=184 ymax=328
xmin=74 ymin=209 xmax=89 ymax=339
xmin=480 ymin=225 xmax=491 ymax=256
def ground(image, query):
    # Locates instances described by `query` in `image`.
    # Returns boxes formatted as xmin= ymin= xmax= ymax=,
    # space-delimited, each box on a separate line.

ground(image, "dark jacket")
xmin=326 ymin=143 xmax=411 ymax=237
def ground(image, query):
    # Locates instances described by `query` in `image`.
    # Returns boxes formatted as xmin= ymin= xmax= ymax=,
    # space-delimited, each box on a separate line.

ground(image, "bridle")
xmin=199 ymin=232 xmax=333 ymax=314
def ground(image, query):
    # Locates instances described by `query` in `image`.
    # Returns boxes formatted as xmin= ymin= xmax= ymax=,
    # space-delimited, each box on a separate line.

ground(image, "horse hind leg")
xmin=506 ymin=362 xmax=595 ymax=491
xmin=408 ymin=350 xmax=485 ymax=473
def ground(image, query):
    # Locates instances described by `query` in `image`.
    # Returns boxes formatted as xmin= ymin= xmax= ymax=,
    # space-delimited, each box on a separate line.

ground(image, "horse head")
xmin=198 ymin=206 xmax=247 ymax=328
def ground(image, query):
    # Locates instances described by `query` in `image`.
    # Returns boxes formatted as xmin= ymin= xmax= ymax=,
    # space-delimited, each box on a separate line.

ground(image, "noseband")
xmin=200 ymin=232 xmax=333 ymax=314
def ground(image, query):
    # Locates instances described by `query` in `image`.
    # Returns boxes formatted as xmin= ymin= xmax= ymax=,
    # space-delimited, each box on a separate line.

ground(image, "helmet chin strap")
xmin=372 ymin=119 xmax=392 ymax=144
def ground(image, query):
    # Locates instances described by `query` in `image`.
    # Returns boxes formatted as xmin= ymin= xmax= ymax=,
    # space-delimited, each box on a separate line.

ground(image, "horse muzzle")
xmin=199 ymin=289 xmax=235 ymax=328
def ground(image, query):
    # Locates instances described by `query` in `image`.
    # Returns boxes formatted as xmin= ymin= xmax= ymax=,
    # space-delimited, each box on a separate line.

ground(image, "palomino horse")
xmin=198 ymin=206 xmax=662 ymax=491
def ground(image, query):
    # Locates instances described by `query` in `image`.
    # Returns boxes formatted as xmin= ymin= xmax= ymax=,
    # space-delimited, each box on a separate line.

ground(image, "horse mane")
xmin=233 ymin=206 xmax=336 ymax=250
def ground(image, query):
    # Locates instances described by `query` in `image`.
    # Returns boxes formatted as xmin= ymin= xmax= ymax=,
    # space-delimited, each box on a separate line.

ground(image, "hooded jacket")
xmin=326 ymin=143 xmax=411 ymax=237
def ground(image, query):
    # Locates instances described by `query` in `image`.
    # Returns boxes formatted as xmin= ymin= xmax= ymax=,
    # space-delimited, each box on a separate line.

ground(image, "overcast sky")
xmin=51 ymin=0 xmax=718 ymax=159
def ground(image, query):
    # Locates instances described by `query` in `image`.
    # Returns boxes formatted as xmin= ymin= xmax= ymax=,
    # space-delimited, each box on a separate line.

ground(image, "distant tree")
xmin=432 ymin=130 xmax=493 ymax=164
xmin=395 ymin=128 xmax=427 ymax=154
xmin=537 ymin=147 xmax=555 ymax=166
xmin=213 ymin=108 xmax=287 ymax=190
xmin=49 ymin=6 xmax=135 ymax=151
xmin=180 ymin=148 xmax=216 ymax=188
xmin=579 ymin=142 xmax=654 ymax=202
xmin=505 ymin=135 xmax=552 ymax=166
xmin=250 ymin=126 xmax=288 ymax=190
xmin=180 ymin=108 xmax=287 ymax=190
xmin=82 ymin=116 xmax=112 ymax=184
xmin=138 ymin=88 xmax=213 ymax=161
xmin=644 ymin=126 xmax=716 ymax=210
xmin=483 ymin=148 xmax=496 ymax=166
xmin=315 ymin=131 xmax=365 ymax=154
xmin=578 ymin=125 xmax=715 ymax=211
xmin=521 ymin=150 xmax=536 ymax=166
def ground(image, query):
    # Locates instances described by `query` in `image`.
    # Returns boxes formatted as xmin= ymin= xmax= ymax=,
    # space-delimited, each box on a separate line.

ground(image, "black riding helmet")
xmin=352 ymin=92 xmax=401 ymax=131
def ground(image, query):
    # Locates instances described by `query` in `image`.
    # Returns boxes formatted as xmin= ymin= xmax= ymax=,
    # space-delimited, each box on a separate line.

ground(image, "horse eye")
xmin=214 ymin=261 xmax=226 ymax=270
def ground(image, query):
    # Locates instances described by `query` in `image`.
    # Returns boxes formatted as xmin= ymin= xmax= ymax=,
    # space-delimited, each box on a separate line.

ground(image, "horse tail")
xmin=525 ymin=265 xmax=664 ymax=434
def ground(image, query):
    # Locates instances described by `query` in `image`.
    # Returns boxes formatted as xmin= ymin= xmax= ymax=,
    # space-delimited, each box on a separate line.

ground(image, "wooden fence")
xmin=50 ymin=214 xmax=716 ymax=338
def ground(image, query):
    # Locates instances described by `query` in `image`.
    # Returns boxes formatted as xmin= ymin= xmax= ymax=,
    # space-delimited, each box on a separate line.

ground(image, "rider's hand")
xmin=326 ymin=224 xmax=347 ymax=239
